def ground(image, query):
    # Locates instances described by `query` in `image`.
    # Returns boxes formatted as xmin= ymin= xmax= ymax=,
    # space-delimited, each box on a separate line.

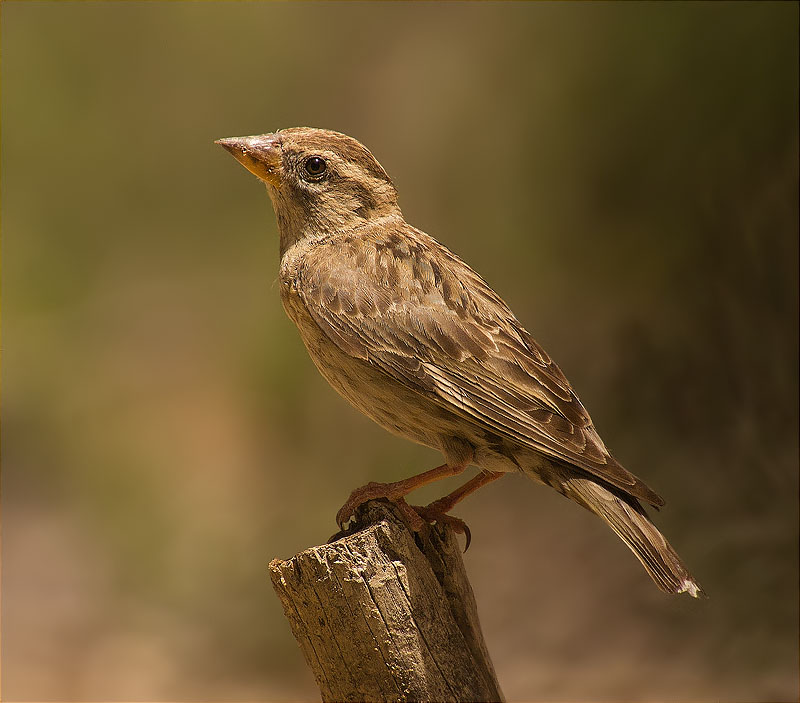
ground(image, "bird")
xmin=216 ymin=127 xmax=704 ymax=598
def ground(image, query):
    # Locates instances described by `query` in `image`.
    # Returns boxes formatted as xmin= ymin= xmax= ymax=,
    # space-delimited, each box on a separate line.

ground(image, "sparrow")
xmin=216 ymin=127 xmax=704 ymax=597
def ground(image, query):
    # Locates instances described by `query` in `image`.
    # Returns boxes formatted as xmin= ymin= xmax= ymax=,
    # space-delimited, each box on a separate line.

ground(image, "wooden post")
xmin=269 ymin=500 xmax=504 ymax=703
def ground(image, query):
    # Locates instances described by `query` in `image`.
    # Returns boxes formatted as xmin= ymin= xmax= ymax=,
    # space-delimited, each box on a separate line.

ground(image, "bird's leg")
xmin=417 ymin=470 xmax=504 ymax=515
xmin=412 ymin=470 xmax=505 ymax=550
xmin=336 ymin=462 xmax=468 ymax=530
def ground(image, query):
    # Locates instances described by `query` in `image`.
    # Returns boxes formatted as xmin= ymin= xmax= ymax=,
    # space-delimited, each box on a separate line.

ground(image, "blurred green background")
xmin=2 ymin=1 xmax=798 ymax=701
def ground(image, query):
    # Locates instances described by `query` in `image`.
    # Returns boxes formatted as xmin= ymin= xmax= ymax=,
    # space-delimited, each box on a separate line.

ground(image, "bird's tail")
xmin=555 ymin=475 xmax=705 ymax=598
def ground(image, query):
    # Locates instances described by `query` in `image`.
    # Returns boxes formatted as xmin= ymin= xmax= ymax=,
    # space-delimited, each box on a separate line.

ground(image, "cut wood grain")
xmin=269 ymin=499 xmax=504 ymax=703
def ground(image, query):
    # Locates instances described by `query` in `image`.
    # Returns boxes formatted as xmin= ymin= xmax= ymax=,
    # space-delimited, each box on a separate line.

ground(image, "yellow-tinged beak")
xmin=215 ymin=134 xmax=282 ymax=186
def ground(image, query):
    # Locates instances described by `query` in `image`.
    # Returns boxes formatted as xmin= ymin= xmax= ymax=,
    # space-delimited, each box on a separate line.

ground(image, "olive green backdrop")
xmin=3 ymin=1 xmax=798 ymax=701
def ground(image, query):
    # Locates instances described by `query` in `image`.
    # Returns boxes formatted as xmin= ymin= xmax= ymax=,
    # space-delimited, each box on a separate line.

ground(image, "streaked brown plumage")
xmin=217 ymin=127 xmax=704 ymax=598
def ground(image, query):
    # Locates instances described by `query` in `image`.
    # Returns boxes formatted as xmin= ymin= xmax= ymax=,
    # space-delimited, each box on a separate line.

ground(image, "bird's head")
xmin=216 ymin=127 xmax=400 ymax=251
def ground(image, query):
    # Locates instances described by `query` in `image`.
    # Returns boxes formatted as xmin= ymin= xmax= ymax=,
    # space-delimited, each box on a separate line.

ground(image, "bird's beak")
xmin=215 ymin=134 xmax=282 ymax=187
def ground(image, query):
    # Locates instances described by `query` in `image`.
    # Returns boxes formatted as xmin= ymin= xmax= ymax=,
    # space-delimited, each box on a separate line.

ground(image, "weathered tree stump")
xmin=269 ymin=500 xmax=504 ymax=702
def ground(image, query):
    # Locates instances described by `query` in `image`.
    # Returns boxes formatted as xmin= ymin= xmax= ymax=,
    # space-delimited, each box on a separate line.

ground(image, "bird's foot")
xmin=334 ymin=484 xmax=470 ymax=549
xmin=335 ymin=481 xmax=422 ymax=531
xmin=411 ymin=501 xmax=472 ymax=551
xmin=328 ymin=495 xmax=425 ymax=543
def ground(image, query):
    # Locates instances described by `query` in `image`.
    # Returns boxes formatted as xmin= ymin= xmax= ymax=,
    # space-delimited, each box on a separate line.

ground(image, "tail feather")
xmin=558 ymin=476 xmax=706 ymax=598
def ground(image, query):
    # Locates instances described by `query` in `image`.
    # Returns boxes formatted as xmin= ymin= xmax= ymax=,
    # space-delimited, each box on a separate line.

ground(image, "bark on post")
xmin=269 ymin=500 xmax=504 ymax=703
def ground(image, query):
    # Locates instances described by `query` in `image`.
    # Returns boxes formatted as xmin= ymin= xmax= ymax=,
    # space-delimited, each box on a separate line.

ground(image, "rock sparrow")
xmin=217 ymin=127 xmax=703 ymax=597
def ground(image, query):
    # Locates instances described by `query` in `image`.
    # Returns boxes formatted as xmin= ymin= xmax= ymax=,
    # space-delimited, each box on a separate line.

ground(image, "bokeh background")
xmin=2 ymin=2 xmax=798 ymax=701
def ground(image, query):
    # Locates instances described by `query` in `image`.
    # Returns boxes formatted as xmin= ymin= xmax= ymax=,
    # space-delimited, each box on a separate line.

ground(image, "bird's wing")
xmin=295 ymin=226 xmax=663 ymax=507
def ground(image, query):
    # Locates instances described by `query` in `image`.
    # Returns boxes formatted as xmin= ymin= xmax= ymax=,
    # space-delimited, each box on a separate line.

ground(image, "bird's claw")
xmin=335 ymin=481 xmax=387 ymax=530
xmin=411 ymin=504 xmax=472 ymax=551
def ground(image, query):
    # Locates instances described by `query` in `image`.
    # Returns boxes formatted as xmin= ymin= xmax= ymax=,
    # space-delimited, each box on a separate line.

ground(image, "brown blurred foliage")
xmin=2 ymin=2 xmax=797 ymax=701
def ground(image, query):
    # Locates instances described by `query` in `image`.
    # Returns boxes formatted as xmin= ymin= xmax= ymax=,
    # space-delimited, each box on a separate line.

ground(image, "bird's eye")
xmin=303 ymin=156 xmax=327 ymax=179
